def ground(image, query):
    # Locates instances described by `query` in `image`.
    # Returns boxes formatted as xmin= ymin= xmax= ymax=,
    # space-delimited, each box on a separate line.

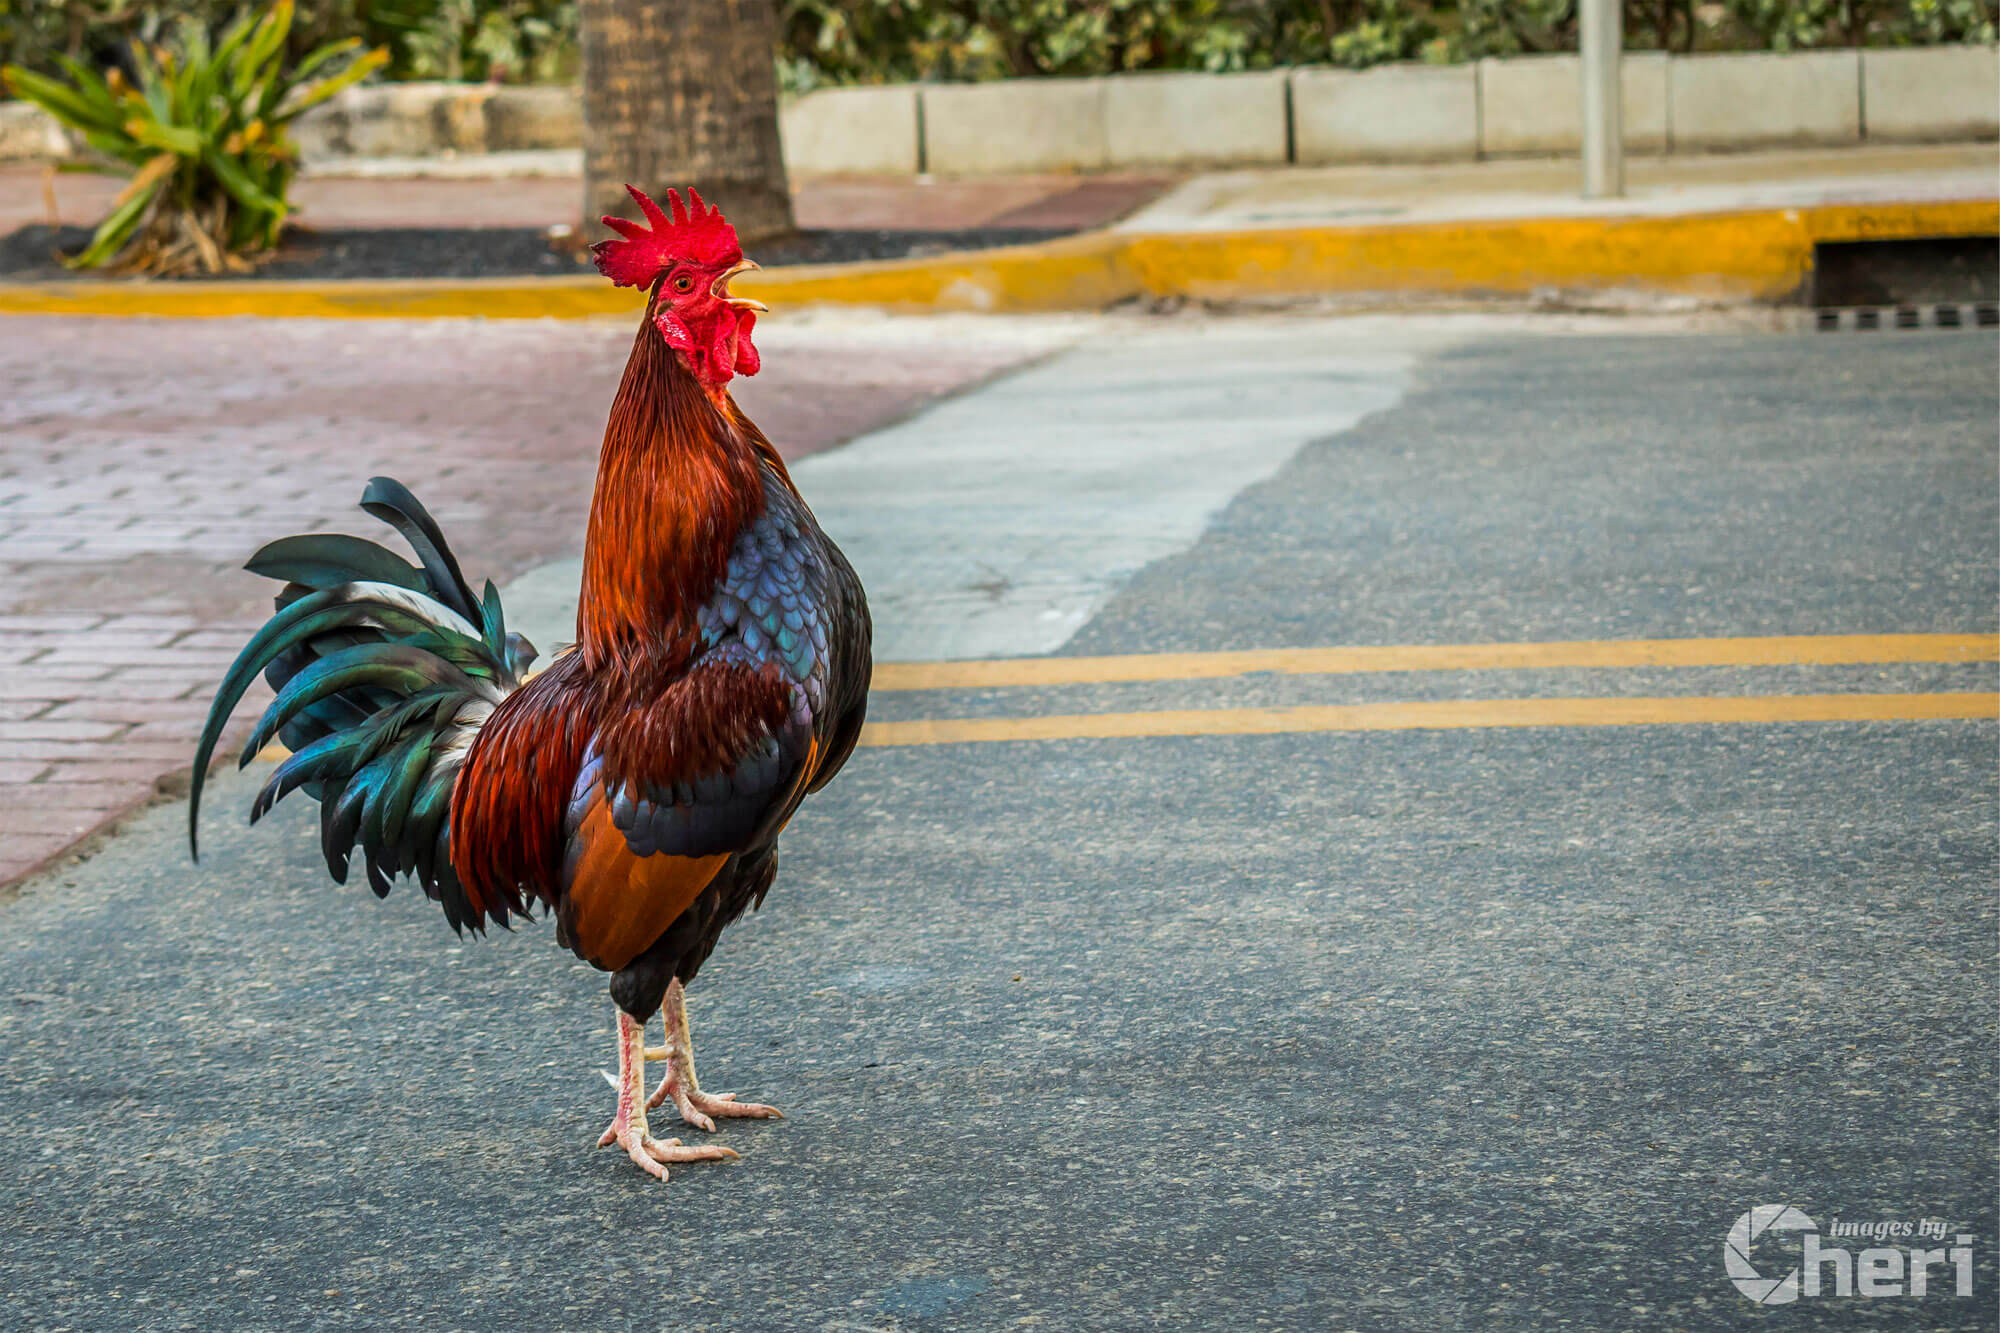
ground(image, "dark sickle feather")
xmin=359 ymin=476 xmax=481 ymax=622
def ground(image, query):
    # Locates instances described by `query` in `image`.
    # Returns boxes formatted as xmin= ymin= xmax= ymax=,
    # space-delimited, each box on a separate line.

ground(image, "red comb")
xmin=591 ymin=184 xmax=743 ymax=289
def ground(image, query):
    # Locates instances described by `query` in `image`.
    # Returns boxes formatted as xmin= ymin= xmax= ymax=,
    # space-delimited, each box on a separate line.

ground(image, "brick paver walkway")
xmin=0 ymin=313 xmax=1044 ymax=886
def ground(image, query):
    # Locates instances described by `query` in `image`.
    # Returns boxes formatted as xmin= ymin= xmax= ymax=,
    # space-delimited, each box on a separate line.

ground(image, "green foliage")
xmin=775 ymin=0 xmax=1996 ymax=89
xmin=2 ymin=0 xmax=385 ymax=272
xmin=1715 ymin=0 xmax=1994 ymax=49
xmin=3 ymin=0 xmax=1992 ymax=104
xmin=0 ymin=0 xmax=577 ymax=89
xmin=776 ymin=0 xmax=1290 ymax=88
xmin=339 ymin=0 xmax=579 ymax=83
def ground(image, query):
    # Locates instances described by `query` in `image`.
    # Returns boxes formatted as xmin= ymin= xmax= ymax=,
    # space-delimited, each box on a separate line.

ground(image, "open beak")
xmin=713 ymin=260 xmax=768 ymax=313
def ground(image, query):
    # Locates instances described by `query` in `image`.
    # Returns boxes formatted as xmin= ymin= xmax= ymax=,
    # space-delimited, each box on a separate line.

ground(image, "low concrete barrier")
xmin=1292 ymin=63 xmax=1479 ymax=163
xmin=1671 ymin=50 xmax=1862 ymax=151
xmin=1103 ymin=71 xmax=1288 ymax=169
xmin=1479 ymin=53 xmax=1669 ymax=155
xmin=1864 ymin=46 xmax=2000 ymax=143
xmin=780 ymin=86 xmax=920 ymax=175
xmin=922 ymin=78 xmax=1107 ymax=174
xmin=294 ymin=82 xmax=495 ymax=160
xmin=485 ymin=86 xmax=583 ymax=152
xmin=2 ymin=46 xmax=1991 ymax=173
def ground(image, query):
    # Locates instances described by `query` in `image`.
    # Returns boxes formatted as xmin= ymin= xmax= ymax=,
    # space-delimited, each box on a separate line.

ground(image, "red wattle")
xmin=710 ymin=320 xmax=736 ymax=383
xmin=654 ymin=309 xmax=696 ymax=355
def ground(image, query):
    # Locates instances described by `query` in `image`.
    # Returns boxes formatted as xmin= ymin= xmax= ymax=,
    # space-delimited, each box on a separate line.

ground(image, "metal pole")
xmin=1580 ymin=0 xmax=1624 ymax=198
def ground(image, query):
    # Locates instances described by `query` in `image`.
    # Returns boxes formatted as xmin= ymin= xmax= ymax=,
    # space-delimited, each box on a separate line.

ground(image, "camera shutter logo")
xmin=1725 ymin=1205 xmax=1818 ymax=1305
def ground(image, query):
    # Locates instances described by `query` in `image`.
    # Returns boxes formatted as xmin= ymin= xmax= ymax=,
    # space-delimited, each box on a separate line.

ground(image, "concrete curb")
xmin=0 ymin=198 xmax=1990 ymax=318
xmin=1124 ymin=199 xmax=2000 ymax=306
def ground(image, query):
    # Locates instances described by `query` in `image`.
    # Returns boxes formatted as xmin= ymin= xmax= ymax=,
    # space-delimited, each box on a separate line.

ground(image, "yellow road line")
xmin=248 ymin=631 xmax=2000 ymax=760
xmin=858 ymin=691 xmax=1999 ymax=747
xmin=870 ymin=633 xmax=2000 ymax=692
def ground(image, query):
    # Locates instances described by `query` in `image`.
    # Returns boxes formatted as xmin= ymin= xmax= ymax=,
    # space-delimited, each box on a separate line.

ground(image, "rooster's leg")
xmin=596 ymin=1007 xmax=738 ymax=1181
xmin=643 ymin=978 xmax=784 ymax=1130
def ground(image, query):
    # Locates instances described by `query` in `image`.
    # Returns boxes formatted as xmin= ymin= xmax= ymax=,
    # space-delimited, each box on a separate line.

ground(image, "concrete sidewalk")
xmin=1119 ymin=142 xmax=1997 ymax=232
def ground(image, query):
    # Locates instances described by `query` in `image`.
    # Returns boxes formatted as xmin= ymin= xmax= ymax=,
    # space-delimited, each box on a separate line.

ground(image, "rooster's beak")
xmin=713 ymin=260 xmax=768 ymax=313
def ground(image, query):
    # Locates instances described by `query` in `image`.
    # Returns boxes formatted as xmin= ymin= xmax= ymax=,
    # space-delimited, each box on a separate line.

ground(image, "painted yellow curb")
xmin=0 ymin=272 xmax=640 ymax=320
xmin=740 ymin=231 xmax=1139 ymax=313
xmin=1124 ymin=199 xmax=2000 ymax=305
xmin=2 ymin=198 xmax=1991 ymax=318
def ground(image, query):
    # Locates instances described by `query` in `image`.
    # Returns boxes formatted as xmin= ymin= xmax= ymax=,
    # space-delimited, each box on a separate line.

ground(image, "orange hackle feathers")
xmin=573 ymin=303 xmax=766 ymax=672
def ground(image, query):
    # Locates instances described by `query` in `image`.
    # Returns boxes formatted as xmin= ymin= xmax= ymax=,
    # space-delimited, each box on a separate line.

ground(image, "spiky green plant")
xmin=1 ymin=1 xmax=384 ymax=275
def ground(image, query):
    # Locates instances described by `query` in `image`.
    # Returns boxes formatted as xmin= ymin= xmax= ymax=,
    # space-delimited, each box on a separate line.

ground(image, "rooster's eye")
xmin=670 ymin=272 xmax=695 ymax=294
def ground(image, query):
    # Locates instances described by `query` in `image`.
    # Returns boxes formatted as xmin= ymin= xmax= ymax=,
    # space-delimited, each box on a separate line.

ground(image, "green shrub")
xmin=2 ymin=0 xmax=1992 ymax=104
xmin=332 ymin=0 xmax=579 ymax=83
xmin=774 ymin=0 xmax=1995 ymax=90
xmin=2 ymin=1 xmax=384 ymax=274
xmin=0 ymin=1 xmax=577 ymax=89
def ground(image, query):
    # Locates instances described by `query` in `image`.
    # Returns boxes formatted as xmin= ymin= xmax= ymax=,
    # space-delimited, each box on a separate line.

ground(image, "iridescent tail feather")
xmin=190 ymin=478 xmax=537 ymax=933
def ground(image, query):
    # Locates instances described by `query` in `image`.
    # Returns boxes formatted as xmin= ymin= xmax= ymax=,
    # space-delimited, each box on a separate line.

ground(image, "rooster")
xmin=190 ymin=186 xmax=872 ymax=1181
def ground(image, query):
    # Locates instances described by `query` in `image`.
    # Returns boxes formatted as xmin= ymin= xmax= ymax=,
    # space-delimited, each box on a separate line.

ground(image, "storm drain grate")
xmin=1815 ymin=302 xmax=2000 ymax=332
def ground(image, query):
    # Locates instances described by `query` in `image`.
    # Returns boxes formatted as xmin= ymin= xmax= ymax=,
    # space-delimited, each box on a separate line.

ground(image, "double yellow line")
xmin=859 ymin=633 xmax=1999 ymax=748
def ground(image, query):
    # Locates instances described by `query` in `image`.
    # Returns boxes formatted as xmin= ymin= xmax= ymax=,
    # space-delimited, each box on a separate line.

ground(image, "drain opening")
xmin=1813 ymin=236 xmax=1999 ymax=308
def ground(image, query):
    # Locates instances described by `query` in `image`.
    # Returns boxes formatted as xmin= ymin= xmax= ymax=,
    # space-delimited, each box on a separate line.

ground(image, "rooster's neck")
xmin=576 ymin=317 xmax=764 ymax=672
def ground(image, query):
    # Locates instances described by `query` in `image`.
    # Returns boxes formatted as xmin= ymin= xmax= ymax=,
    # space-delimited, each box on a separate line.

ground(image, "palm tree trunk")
xmin=579 ymin=0 xmax=793 ymax=244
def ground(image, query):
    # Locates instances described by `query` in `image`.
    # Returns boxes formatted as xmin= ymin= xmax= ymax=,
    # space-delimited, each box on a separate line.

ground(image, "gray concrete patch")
xmin=766 ymin=318 xmax=1430 ymax=662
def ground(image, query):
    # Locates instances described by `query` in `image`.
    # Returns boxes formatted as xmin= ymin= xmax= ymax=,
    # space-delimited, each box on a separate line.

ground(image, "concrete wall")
xmin=5 ymin=46 xmax=1992 ymax=170
xmin=1103 ymin=71 xmax=1288 ymax=168
xmin=1863 ymin=45 xmax=2000 ymax=143
xmin=922 ymin=78 xmax=1108 ymax=174
xmin=293 ymin=82 xmax=497 ymax=160
xmin=780 ymin=86 xmax=920 ymax=175
xmin=1293 ymin=63 xmax=1479 ymax=163
xmin=485 ymin=86 xmax=584 ymax=152
xmin=1479 ymin=52 xmax=1669 ymax=156
xmin=1670 ymin=50 xmax=1862 ymax=151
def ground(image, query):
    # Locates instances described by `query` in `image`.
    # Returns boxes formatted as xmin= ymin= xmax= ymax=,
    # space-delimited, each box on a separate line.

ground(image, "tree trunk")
xmin=579 ymin=0 xmax=793 ymax=245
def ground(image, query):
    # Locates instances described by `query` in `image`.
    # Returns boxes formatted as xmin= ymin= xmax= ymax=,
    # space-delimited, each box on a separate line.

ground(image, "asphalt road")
xmin=3 ymin=321 xmax=1994 ymax=1330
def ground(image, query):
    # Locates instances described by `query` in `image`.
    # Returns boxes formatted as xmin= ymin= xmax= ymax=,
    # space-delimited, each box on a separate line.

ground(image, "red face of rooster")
xmin=591 ymin=185 xmax=765 ymax=394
